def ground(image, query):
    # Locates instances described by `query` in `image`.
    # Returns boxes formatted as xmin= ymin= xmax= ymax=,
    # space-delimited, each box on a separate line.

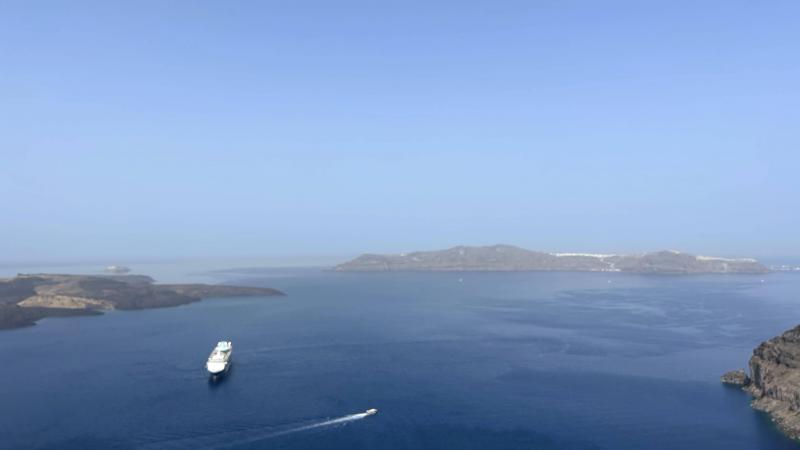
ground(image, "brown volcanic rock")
xmin=721 ymin=369 xmax=750 ymax=386
xmin=0 ymin=304 xmax=102 ymax=330
xmin=0 ymin=274 xmax=285 ymax=329
xmin=738 ymin=325 xmax=800 ymax=439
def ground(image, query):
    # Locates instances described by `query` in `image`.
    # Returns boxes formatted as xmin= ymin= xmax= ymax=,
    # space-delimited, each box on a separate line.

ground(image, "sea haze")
xmin=1 ymin=268 xmax=799 ymax=449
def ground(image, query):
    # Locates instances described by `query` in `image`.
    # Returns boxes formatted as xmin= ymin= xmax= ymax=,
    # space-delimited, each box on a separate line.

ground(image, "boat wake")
xmin=222 ymin=411 xmax=372 ymax=446
xmin=137 ymin=410 xmax=374 ymax=449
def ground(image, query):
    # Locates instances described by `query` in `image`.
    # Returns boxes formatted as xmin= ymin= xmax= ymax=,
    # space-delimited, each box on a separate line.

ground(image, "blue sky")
xmin=1 ymin=1 xmax=798 ymax=264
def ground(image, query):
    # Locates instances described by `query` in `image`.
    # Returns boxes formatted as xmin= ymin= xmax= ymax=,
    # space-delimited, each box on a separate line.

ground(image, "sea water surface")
xmin=1 ymin=268 xmax=800 ymax=449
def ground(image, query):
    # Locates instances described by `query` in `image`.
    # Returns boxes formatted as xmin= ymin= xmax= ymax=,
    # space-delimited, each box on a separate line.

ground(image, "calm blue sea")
xmin=1 ymin=269 xmax=800 ymax=449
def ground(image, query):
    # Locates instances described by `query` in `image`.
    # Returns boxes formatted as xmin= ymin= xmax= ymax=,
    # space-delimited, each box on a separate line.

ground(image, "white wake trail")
xmin=270 ymin=412 xmax=369 ymax=436
xmin=215 ymin=411 xmax=372 ymax=448
xmin=138 ymin=411 xmax=373 ymax=449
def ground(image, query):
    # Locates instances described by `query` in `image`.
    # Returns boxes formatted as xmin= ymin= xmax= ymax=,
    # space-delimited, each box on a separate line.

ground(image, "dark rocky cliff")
xmin=744 ymin=325 xmax=800 ymax=439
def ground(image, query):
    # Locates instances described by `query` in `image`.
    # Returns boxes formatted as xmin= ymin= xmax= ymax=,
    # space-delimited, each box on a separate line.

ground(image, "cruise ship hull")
xmin=206 ymin=341 xmax=233 ymax=376
xmin=206 ymin=361 xmax=230 ymax=375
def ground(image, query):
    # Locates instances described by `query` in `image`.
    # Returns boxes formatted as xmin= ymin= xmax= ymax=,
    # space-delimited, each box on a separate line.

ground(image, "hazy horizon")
xmin=3 ymin=244 xmax=800 ymax=271
xmin=2 ymin=1 xmax=798 ymax=263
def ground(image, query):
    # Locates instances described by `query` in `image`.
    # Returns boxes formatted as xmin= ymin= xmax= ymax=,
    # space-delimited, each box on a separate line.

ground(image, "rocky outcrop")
xmin=18 ymin=294 xmax=113 ymax=310
xmin=734 ymin=325 xmax=800 ymax=439
xmin=334 ymin=245 xmax=769 ymax=274
xmin=721 ymin=369 xmax=750 ymax=386
xmin=0 ymin=273 xmax=285 ymax=330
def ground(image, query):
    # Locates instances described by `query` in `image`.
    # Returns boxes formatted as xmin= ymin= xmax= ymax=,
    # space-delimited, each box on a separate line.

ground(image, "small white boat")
xmin=206 ymin=341 xmax=232 ymax=375
xmin=365 ymin=408 xmax=378 ymax=416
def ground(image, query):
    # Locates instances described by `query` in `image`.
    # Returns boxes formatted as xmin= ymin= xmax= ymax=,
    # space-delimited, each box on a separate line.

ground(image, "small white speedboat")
xmin=206 ymin=341 xmax=232 ymax=375
xmin=365 ymin=408 xmax=378 ymax=416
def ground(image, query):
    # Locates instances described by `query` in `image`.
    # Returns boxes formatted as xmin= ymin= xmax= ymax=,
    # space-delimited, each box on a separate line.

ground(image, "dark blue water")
xmin=2 ymin=269 xmax=799 ymax=449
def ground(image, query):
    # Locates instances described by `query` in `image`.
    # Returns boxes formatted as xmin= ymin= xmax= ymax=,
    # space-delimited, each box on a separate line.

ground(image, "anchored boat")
xmin=206 ymin=341 xmax=232 ymax=375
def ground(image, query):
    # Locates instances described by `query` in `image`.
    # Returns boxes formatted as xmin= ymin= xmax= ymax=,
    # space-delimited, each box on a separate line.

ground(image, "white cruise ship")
xmin=206 ymin=341 xmax=233 ymax=375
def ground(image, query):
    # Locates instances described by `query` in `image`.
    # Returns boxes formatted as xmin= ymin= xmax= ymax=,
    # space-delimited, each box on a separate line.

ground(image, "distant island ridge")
xmin=334 ymin=245 xmax=769 ymax=274
xmin=0 ymin=273 xmax=284 ymax=330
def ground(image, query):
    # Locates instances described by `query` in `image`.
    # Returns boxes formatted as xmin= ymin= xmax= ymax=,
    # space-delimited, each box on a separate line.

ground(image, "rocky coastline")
xmin=723 ymin=325 xmax=800 ymax=439
xmin=0 ymin=273 xmax=284 ymax=330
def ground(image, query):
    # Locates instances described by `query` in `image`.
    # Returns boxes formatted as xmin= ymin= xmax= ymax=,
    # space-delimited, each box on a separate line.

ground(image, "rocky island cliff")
xmin=0 ymin=273 xmax=284 ymax=330
xmin=335 ymin=245 xmax=769 ymax=274
xmin=723 ymin=325 xmax=800 ymax=439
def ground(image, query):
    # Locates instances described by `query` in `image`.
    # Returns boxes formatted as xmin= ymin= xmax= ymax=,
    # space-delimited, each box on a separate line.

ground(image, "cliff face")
xmin=744 ymin=325 xmax=800 ymax=439
xmin=334 ymin=245 xmax=769 ymax=274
